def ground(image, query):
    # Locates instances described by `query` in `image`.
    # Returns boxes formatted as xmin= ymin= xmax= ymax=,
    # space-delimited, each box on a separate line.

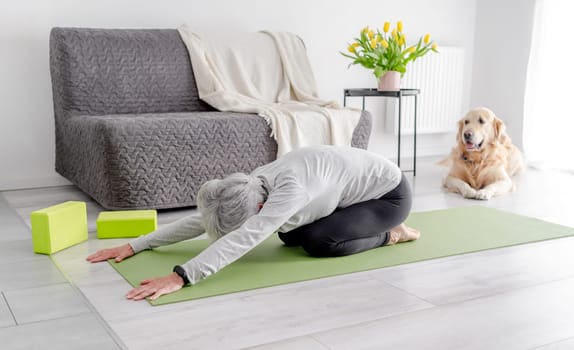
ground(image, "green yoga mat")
xmin=109 ymin=206 xmax=574 ymax=306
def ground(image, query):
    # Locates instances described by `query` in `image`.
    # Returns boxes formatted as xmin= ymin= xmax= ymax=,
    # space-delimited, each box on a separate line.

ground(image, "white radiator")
xmin=386 ymin=46 xmax=465 ymax=135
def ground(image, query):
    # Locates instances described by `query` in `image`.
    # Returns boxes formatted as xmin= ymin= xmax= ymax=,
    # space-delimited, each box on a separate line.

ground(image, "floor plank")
xmin=4 ymin=283 xmax=91 ymax=324
xmin=0 ymin=240 xmax=45 ymax=265
xmin=369 ymin=236 xmax=574 ymax=305
xmin=0 ymin=259 xmax=66 ymax=291
xmin=311 ymin=277 xmax=574 ymax=350
xmin=0 ymin=292 xmax=16 ymax=328
xmin=0 ymin=313 xmax=121 ymax=350
xmin=246 ymin=336 xmax=329 ymax=350
xmin=0 ymin=196 xmax=31 ymax=242
xmin=533 ymin=337 xmax=574 ymax=350
xmin=109 ymin=274 xmax=432 ymax=349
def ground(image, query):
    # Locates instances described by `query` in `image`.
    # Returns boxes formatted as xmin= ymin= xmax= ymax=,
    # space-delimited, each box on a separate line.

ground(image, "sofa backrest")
xmin=50 ymin=28 xmax=213 ymax=117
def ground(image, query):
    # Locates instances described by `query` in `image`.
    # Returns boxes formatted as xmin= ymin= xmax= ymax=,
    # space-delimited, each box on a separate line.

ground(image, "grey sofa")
xmin=49 ymin=28 xmax=372 ymax=210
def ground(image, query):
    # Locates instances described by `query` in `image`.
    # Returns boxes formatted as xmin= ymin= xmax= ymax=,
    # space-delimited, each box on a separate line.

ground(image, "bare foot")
xmin=387 ymin=224 xmax=421 ymax=245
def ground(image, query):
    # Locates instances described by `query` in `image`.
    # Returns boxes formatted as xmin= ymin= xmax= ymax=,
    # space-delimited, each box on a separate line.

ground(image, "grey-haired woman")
xmin=87 ymin=145 xmax=420 ymax=300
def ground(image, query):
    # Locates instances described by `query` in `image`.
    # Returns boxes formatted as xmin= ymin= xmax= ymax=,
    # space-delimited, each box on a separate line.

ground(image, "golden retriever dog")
xmin=442 ymin=107 xmax=524 ymax=200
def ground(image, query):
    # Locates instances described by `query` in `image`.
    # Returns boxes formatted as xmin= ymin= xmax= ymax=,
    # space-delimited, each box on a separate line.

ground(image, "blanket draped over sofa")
xmin=49 ymin=28 xmax=372 ymax=209
xmin=177 ymin=25 xmax=361 ymax=156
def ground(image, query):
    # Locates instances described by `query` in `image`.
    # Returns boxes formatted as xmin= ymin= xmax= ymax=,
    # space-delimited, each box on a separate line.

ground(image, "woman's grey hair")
xmin=197 ymin=173 xmax=267 ymax=242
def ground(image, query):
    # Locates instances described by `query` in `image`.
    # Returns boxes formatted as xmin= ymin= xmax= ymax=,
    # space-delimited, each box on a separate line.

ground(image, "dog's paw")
xmin=461 ymin=188 xmax=477 ymax=199
xmin=475 ymin=189 xmax=493 ymax=200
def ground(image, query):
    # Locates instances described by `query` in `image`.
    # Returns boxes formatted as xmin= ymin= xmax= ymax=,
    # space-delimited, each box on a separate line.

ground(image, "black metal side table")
xmin=343 ymin=88 xmax=420 ymax=175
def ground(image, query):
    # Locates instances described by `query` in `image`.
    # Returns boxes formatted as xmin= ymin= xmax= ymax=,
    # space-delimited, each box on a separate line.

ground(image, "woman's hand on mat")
xmin=86 ymin=244 xmax=135 ymax=263
xmin=125 ymin=273 xmax=184 ymax=301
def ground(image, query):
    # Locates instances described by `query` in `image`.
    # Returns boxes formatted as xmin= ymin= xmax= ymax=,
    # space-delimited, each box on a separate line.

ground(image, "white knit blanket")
xmin=177 ymin=25 xmax=361 ymax=156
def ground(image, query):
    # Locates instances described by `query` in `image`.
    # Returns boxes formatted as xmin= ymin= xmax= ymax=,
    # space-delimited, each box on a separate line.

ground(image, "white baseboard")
xmin=0 ymin=174 xmax=71 ymax=191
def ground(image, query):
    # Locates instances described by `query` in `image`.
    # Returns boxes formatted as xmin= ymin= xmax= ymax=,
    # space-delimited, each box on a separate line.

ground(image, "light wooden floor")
xmin=1 ymin=158 xmax=574 ymax=350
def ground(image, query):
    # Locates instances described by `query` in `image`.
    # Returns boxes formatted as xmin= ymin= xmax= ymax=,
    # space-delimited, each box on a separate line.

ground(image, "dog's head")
xmin=457 ymin=107 xmax=505 ymax=152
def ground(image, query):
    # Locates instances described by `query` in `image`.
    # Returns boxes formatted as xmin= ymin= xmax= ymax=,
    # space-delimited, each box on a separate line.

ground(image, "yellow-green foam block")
xmin=96 ymin=210 xmax=157 ymax=239
xmin=30 ymin=201 xmax=88 ymax=255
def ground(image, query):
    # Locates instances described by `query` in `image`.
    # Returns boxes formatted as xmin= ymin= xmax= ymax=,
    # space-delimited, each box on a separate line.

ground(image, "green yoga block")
xmin=96 ymin=210 xmax=157 ymax=239
xmin=30 ymin=201 xmax=88 ymax=255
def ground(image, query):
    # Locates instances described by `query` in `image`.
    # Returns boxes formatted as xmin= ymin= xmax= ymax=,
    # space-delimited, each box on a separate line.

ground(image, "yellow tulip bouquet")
xmin=342 ymin=21 xmax=438 ymax=78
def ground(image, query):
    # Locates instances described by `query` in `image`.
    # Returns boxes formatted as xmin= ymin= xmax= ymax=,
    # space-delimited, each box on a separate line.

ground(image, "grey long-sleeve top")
xmin=129 ymin=145 xmax=402 ymax=285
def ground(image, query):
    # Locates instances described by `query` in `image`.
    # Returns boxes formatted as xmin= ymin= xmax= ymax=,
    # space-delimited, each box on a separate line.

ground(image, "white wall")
xmin=0 ymin=0 xmax=476 ymax=190
xmin=470 ymin=0 xmax=537 ymax=149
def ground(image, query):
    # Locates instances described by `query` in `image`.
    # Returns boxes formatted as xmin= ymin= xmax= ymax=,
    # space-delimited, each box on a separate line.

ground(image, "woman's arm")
xmin=86 ymin=211 xmax=205 ymax=263
xmin=124 ymin=175 xmax=310 ymax=300
xmin=129 ymin=211 xmax=205 ymax=253
xmin=180 ymin=176 xmax=309 ymax=285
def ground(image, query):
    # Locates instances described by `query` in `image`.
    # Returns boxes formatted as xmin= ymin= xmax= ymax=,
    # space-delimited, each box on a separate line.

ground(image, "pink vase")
xmin=377 ymin=71 xmax=401 ymax=91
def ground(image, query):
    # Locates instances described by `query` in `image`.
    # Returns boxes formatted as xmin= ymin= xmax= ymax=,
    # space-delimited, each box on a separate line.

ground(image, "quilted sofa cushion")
xmin=61 ymin=112 xmax=278 ymax=209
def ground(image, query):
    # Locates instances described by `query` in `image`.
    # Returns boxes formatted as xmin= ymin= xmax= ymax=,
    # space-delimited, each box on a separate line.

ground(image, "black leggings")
xmin=278 ymin=174 xmax=412 ymax=257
